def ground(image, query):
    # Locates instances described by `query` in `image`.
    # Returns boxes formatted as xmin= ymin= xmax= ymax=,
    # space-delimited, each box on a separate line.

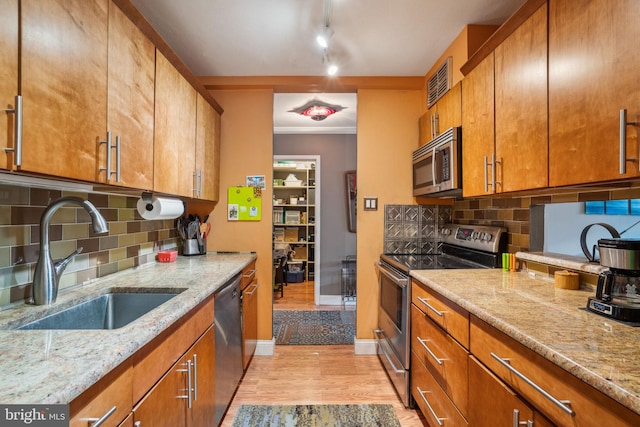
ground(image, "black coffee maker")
xmin=587 ymin=238 xmax=640 ymax=322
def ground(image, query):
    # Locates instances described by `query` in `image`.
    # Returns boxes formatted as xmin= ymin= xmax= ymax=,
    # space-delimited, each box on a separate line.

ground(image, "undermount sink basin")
xmin=18 ymin=290 xmax=185 ymax=330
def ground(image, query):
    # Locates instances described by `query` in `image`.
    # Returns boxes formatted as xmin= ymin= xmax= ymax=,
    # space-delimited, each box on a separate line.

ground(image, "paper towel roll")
xmin=137 ymin=196 xmax=184 ymax=220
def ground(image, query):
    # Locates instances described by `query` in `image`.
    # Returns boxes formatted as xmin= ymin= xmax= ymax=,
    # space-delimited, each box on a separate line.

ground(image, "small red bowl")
xmin=157 ymin=250 xmax=178 ymax=263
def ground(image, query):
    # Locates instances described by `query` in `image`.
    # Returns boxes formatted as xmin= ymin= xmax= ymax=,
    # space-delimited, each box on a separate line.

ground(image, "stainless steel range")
xmin=375 ymin=223 xmax=507 ymax=407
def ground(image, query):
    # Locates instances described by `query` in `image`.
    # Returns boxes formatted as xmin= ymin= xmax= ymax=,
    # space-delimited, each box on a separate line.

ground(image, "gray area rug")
xmin=231 ymin=404 xmax=401 ymax=427
xmin=273 ymin=310 xmax=355 ymax=345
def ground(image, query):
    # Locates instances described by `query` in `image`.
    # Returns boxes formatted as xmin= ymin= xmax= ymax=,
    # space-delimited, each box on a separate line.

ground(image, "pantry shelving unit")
xmin=273 ymin=156 xmax=319 ymax=283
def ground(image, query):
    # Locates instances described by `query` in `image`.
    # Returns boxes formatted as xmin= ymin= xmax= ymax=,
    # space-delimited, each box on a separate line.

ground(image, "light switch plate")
xmin=364 ymin=197 xmax=378 ymax=211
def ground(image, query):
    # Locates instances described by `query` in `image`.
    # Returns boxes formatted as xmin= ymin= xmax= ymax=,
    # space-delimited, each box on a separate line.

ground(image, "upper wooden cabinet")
xmin=462 ymin=3 xmax=547 ymax=197
xmin=549 ymin=0 xmax=640 ymax=186
xmin=0 ymin=0 xmax=18 ymax=171
xmin=103 ymin=1 xmax=155 ymax=190
xmin=195 ymin=94 xmax=221 ymax=201
xmin=419 ymin=83 xmax=461 ymax=145
xmin=154 ymin=51 xmax=197 ymax=198
xmin=20 ymin=0 xmax=109 ymax=182
xmin=495 ymin=2 xmax=547 ymax=193
xmin=462 ymin=54 xmax=495 ymax=197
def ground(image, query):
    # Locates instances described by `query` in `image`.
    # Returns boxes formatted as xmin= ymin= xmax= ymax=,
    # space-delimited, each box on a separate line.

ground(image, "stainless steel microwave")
xmin=412 ymin=126 xmax=462 ymax=197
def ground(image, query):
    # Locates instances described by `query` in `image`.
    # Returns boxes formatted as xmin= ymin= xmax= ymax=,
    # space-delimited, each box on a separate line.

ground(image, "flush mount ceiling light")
xmin=288 ymin=98 xmax=346 ymax=121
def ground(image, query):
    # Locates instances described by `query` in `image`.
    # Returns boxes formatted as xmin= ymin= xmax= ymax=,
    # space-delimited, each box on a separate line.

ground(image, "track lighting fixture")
xmin=317 ymin=0 xmax=338 ymax=76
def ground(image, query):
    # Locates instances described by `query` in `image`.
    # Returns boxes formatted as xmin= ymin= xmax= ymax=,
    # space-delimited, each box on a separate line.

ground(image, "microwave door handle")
xmin=432 ymin=147 xmax=438 ymax=185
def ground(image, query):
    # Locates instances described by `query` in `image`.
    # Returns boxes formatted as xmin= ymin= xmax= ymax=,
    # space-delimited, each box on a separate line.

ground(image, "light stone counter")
xmin=410 ymin=268 xmax=640 ymax=416
xmin=0 ymin=252 xmax=256 ymax=404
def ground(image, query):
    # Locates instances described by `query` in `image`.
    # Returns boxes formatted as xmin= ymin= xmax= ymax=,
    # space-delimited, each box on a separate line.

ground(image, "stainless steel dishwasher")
xmin=214 ymin=273 xmax=243 ymax=426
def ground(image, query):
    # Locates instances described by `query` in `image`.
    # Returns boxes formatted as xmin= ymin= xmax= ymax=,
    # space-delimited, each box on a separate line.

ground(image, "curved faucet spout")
xmin=32 ymin=197 xmax=109 ymax=305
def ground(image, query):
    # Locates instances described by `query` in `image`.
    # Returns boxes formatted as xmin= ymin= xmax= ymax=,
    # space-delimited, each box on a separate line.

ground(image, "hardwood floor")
xmin=218 ymin=282 xmax=428 ymax=426
xmin=220 ymin=346 xmax=428 ymax=426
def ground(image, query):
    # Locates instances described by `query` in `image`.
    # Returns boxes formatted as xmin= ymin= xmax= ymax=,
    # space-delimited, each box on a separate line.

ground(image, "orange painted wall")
xmin=355 ymin=89 xmax=422 ymax=339
xmin=207 ymin=89 xmax=275 ymax=341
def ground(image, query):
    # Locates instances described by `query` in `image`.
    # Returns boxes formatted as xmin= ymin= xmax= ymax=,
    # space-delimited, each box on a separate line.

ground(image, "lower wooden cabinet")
xmin=469 ymin=355 xmax=553 ymax=427
xmin=133 ymin=327 xmax=215 ymax=427
xmin=240 ymin=261 xmax=258 ymax=371
xmin=411 ymin=351 xmax=468 ymax=427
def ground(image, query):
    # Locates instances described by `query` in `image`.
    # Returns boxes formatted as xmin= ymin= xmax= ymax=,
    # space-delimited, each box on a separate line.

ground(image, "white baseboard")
xmin=255 ymin=338 xmax=275 ymax=356
xmin=354 ymin=339 xmax=377 ymax=355
xmin=317 ymin=295 xmax=343 ymax=306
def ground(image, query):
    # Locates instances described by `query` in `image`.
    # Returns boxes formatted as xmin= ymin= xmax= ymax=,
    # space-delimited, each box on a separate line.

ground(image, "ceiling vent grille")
xmin=427 ymin=57 xmax=452 ymax=109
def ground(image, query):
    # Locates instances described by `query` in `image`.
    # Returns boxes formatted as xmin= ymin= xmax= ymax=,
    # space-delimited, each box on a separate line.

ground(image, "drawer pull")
xmin=192 ymin=354 xmax=198 ymax=401
xmin=244 ymin=283 xmax=259 ymax=295
xmin=177 ymin=360 xmax=193 ymax=408
xmin=87 ymin=405 xmax=116 ymax=427
xmin=416 ymin=387 xmax=445 ymax=426
xmin=417 ymin=337 xmax=444 ymax=365
xmin=416 ymin=297 xmax=444 ymax=317
xmin=491 ymin=352 xmax=575 ymax=416
xmin=243 ymin=269 xmax=256 ymax=281
xmin=513 ymin=409 xmax=534 ymax=427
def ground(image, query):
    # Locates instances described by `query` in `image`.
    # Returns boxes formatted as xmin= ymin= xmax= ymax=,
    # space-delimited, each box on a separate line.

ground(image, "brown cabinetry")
xmin=470 ymin=314 xmax=640 ymax=426
xmin=154 ymin=51 xmax=197 ymax=198
xmin=462 ymin=3 xmax=547 ymax=197
xmin=0 ymin=0 xmax=18 ymax=171
xmin=241 ymin=260 xmax=258 ymax=371
xmin=195 ymin=94 xmax=221 ymax=201
xmin=103 ymin=1 xmax=155 ymax=189
xmin=20 ymin=0 xmax=108 ymax=181
xmin=419 ymin=83 xmax=461 ymax=145
xmin=549 ymin=0 xmax=640 ymax=186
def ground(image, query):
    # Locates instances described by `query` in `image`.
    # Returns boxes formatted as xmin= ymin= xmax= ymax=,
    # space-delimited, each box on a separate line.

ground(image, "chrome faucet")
xmin=32 ymin=196 xmax=109 ymax=305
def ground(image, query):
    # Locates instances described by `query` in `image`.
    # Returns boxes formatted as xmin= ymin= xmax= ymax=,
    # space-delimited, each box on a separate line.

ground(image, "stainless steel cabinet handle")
xmin=416 ymin=387 xmax=445 ymax=426
xmin=620 ymin=109 xmax=638 ymax=174
xmin=484 ymin=155 xmax=490 ymax=192
xmin=87 ymin=405 xmax=116 ymax=427
xmin=115 ymin=135 xmax=121 ymax=183
xmin=417 ymin=337 xmax=444 ymax=365
xmin=192 ymin=170 xmax=198 ymax=197
xmin=513 ymin=409 xmax=534 ymax=427
xmin=177 ymin=360 xmax=193 ymax=408
xmin=242 ymin=269 xmax=256 ymax=281
xmin=198 ymin=169 xmax=203 ymax=197
xmin=99 ymin=132 xmax=112 ymax=180
xmin=4 ymin=95 xmax=22 ymax=166
xmin=434 ymin=112 xmax=439 ymax=137
xmin=416 ymin=297 xmax=443 ymax=317
xmin=192 ymin=354 xmax=198 ymax=401
xmin=490 ymin=352 xmax=574 ymax=416
xmin=245 ymin=283 xmax=259 ymax=295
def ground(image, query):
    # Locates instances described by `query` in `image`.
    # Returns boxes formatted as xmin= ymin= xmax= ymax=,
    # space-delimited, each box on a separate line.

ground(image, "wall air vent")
xmin=427 ymin=56 xmax=452 ymax=109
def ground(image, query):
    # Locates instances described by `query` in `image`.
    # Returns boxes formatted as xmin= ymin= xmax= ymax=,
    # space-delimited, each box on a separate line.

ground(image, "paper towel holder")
xmin=141 ymin=191 xmax=154 ymax=212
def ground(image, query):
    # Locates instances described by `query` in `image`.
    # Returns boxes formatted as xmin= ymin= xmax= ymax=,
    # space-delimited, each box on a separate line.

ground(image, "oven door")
xmin=375 ymin=262 xmax=411 ymax=407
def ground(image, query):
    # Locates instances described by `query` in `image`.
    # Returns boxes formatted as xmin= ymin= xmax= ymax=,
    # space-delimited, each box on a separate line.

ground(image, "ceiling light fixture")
xmin=318 ymin=0 xmax=338 ymax=76
xmin=288 ymin=98 xmax=346 ymax=121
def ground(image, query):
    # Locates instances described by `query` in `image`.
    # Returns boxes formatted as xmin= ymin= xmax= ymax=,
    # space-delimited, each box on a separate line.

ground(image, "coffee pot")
xmin=587 ymin=237 xmax=640 ymax=322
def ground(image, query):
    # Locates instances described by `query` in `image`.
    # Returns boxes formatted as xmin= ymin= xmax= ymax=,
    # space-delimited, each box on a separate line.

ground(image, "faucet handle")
xmin=53 ymin=247 xmax=84 ymax=278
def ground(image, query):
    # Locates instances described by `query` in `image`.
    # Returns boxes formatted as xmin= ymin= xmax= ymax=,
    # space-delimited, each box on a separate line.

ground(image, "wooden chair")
xmin=273 ymin=255 xmax=288 ymax=298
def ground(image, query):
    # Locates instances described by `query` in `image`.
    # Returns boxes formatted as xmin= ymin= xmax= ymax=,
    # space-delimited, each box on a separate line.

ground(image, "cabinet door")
xmin=495 ymin=3 xmax=548 ymax=193
xmin=195 ymin=94 xmax=221 ymax=201
xmin=462 ymin=54 xmax=495 ymax=197
xmin=154 ymin=51 xmax=197 ymax=197
xmin=436 ymin=82 xmax=462 ymax=133
xmin=418 ymin=112 xmax=431 ymax=146
xmin=549 ymin=0 xmax=640 ymax=186
xmin=0 ymin=0 xmax=18 ymax=171
xmin=469 ymin=356 xmax=536 ymax=427
xmin=21 ymin=0 xmax=108 ymax=181
xmin=187 ymin=328 xmax=215 ymax=427
xmin=105 ymin=1 xmax=155 ymax=189
xmin=133 ymin=357 xmax=187 ymax=427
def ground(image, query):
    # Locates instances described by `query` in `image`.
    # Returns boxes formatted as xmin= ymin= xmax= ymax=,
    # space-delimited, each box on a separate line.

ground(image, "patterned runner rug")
xmin=273 ymin=310 xmax=355 ymax=345
xmin=231 ymin=404 xmax=401 ymax=427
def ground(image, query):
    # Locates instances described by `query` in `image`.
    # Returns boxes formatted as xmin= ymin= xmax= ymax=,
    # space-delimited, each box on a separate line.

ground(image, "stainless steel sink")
xmin=18 ymin=290 xmax=184 ymax=330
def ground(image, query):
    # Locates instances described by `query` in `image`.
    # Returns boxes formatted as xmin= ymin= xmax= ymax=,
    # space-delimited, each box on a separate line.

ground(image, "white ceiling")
xmin=130 ymin=0 xmax=525 ymax=133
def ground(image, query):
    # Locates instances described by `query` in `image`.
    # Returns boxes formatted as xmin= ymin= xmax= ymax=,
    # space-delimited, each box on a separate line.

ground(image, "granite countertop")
xmin=516 ymin=251 xmax=607 ymax=275
xmin=410 ymin=268 xmax=640 ymax=416
xmin=0 ymin=252 xmax=256 ymax=405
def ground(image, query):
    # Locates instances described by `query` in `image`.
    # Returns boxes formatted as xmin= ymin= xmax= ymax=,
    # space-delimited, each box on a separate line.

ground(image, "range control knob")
xmin=482 ymin=233 xmax=493 ymax=242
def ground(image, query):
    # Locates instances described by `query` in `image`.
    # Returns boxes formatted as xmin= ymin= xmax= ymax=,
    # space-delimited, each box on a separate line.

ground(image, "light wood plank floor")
xmin=219 ymin=282 xmax=427 ymax=426
xmin=220 ymin=346 xmax=428 ymax=426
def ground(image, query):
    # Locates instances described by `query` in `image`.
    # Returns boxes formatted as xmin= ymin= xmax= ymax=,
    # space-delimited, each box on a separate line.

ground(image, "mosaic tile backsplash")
xmin=383 ymin=204 xmax=451 ymax=254
xmin=0 ymin=184 xmax=179 ymax=308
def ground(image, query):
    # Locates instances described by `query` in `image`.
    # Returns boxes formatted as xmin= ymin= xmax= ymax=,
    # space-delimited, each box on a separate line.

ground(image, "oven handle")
xmin=374 ymin=329 xmax=405 ymax=374
xmin=377 ymin=262 xmax=409 ymax=288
